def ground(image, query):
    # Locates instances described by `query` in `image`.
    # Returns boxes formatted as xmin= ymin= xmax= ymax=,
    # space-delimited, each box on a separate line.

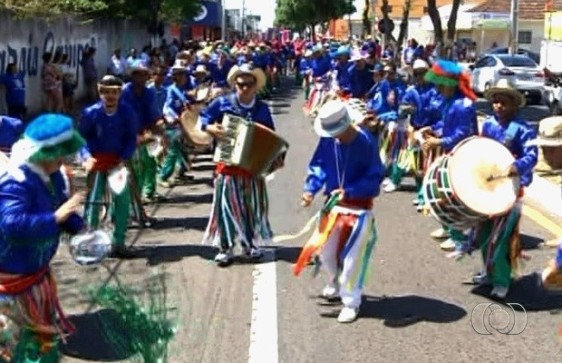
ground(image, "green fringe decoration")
xmin=424 ymin=71 xmax=459 ymax=87
xmin=87 ymin=276 xmax=176 ymax=363
xmin=28 ymin=131 xmax=85 ymax=163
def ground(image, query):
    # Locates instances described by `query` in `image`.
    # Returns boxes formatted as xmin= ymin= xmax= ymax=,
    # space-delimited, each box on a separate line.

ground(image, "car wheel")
xmin=550 ymin=101 xmax=562 ymax=115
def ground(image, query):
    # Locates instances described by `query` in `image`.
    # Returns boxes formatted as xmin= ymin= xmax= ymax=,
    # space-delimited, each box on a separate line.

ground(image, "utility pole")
xmin=509 ymin=0 xmax=519 ymax=54
xmin=241 ymin=0 xmax=246 ymax=38
xmin=221 ymin=0 xmax=226 ymax=41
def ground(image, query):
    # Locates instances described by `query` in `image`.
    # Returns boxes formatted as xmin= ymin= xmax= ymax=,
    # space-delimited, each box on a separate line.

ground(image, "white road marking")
xmin=248 ymin=250 xmax=279 ymax=363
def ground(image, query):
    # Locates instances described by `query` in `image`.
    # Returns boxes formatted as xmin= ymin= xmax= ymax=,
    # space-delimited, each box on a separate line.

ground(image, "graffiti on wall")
xmin=0 ymin=31 xmax=97 ymax=83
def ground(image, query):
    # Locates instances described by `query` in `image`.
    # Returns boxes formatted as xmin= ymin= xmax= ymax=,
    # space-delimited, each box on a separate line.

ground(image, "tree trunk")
xmin=426 ymin=0 xmax=444 ymax=46
xmin=310 ymin=24 xmax=316 ymax=41
xmin=443 ymin=0 xmax=462 ymax=59
xmin=395 ymin=0 xmax=412 ymax=63
xmin=362 ymin=0 xmax=371 ymax=37
xmin=381 ymin=0 xmax=391 ymax=45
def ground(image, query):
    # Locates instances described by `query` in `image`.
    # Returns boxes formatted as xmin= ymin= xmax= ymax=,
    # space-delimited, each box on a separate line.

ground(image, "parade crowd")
xmin=0 ymin=34 xmax=558 ymax=362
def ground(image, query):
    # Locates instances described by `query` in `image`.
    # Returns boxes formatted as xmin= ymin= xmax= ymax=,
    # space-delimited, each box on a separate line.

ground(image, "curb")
xmin=524 ymin=173 xmax=562 ymax=219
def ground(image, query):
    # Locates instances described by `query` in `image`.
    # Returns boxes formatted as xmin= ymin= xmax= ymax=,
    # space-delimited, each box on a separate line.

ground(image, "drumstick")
xmin=486 ymin=174 xmax=512 ymax=182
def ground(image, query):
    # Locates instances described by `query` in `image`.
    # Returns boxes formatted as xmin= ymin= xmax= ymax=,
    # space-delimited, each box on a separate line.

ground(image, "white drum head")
xmin=0 ymin=151 xmax=8 ymax=174
xmin=448 ymin=137 xmax=519 ymax=216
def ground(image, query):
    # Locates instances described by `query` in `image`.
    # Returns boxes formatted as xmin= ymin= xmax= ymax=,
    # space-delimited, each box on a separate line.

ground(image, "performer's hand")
xmin=301 ymin=192 xmax=314 ymax=207
xmin=330 ymin=188 xmax=345 ymax=198
xmin=207 ymin=124 xmax=226 ymax=140
xmin=55 ymin=192 xmax=85 ymax=224
xmin=83 ymin=157 xmax=96 ymax=172
xmin=418 ymin=126 xmax=432 ymax=135
xmin=508 ymin=164 xmax=519 ymax=176
xmin=423 ymin=137 xmax=441 ymax=151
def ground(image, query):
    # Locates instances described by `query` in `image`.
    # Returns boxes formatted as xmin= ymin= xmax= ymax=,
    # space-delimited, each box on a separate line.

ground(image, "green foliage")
xmin=274 ymin=0 xmax=355 ymax=28
xmin=0 ymin=0 xmax=108 ymax=18
xmin=0 ymin=0 xmax=202 ymax=22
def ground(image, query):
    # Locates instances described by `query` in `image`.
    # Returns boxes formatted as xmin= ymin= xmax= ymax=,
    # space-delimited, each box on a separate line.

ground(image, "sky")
xmin=223 ymin=0 xmax=364 ymax=31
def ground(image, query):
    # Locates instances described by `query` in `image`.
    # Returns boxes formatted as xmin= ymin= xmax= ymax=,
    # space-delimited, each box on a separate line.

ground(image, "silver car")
xmin=469 ymin=54 xmax=544 ymax=104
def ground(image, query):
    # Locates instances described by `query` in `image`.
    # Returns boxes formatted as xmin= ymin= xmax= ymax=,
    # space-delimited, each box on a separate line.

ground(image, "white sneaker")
xmin=321 ymin=283 xmax=339 ymax=299
xmin=440 ymin=238 xmax=457 ymax=251
xmin=430 ymin=228 xmax=450 ymax=239
xmin=491 ymin=285 xmax=509 ymax=299
xmin=214 ymin=249 xmax=234 ymax=266
xmin=412 ymin=198 xmax=420 ymax=205
xmin=383 ymin=182 xmax=397 ymax=193
xmin=473 ymin=272 xmax=491 ymax=285
xmin=382 ymin=178 xmax=391 ymax=187
xmin=337 ymin=307 xmax=359 ymax=323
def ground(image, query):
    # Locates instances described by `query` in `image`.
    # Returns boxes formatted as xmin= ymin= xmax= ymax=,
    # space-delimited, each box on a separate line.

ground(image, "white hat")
xmin=313 ymin=100 xmax=352 ymax=137
xmin=171 ymin=60 xmax=186 ymax=74
xmin=193 ymin=64 xmax=209 ymax=75
xmin=227 ymin=63 xmax=267 ymax=91
xmin=349 ymin=48 xmax=367 ymax=62
xmin=527 ymin=116 xmax=562 ymax=146
xmin=484 ymin=78 xmax=525 ymax=107
xmin=413 ymin=59 xmax=429 ymax=70
xmin=304 ymin=49 xmax=313 ymax=57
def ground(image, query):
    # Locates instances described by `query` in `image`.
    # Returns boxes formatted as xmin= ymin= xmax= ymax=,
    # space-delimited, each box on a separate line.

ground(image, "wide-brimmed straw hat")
xmin=193 ymin=64 xmax=210 ymax=75
xmin=484 ymin=78 xmax=526 ymax=107
xmin=227 ymin=63 xmax=266 ymax=91
xmin=313 ymin=100 xmax=352 ymax=138
xmin=527 ymin=116 xmax=562 ymax=146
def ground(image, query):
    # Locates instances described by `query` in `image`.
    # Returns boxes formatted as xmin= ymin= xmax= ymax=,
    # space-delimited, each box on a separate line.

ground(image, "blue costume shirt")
xmin=0 ymin=165 xmax=83 ymax=274
xmin=163 ymin=83 xmax=193 ymax=121
xmin=78 ymin=101 xmax=140 ymax=160
xmin=304 ymin=129 xmax=385 ymax=198
xmin=199 ymin=93 xmax=275 ymax=131
xmin=481 ymin=115 xmax=538 ymax=187
xmin=431 ymin=92 xmax=478 ymax=152
xmin=0 ymin=116 xmax=24 ymax=149
xmin=120 ymin=83 xmax=161 ymax=130
xmin=334 ymin=62 xmax=351 ymax=93
xmin=348 ymin=63 xmax=374 ymax=98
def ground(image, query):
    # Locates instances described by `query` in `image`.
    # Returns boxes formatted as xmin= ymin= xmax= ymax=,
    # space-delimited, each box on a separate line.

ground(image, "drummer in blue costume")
xmin=470 ymin=79 xmax=537 ymax=299
xmin=419 ymin=59 xmax=478 ymax=251
xmin=347 ymin=49 xmax=373 ymax=99
xmin=159 ymin=62 xmax=194 ymax=187
xmin=0 ymin=114 xmax=85 ymax=362
xmin=384 ymin=59 xmax=442 ymax=204
xmin=199 ymin=64 xmax=281 ymax=267
xmin=331 ymin=46 xmax=351 ymax=96
xmin=295 ymin=99 xmax=385 ymax=323
xmin=0 ymin=115 xmax=24 ymax=151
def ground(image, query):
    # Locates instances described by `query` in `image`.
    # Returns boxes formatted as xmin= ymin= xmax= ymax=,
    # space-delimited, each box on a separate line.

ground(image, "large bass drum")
xmin=422 ymin=136 xmax=520 ymax=230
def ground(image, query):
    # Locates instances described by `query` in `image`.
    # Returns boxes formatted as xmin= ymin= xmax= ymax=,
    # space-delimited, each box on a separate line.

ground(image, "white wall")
xmin=0 ymin=12 xmax=170 ymax=115
xmin=518 ymin=20 xmax=544 ymax=53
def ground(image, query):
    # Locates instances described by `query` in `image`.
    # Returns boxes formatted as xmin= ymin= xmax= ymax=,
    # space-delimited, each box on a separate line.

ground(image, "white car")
xmin=469 ymin=54 xmax=544 ymax=104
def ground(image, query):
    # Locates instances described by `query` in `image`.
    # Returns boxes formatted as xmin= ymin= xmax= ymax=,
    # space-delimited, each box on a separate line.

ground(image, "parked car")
xmin=469 ymin=54 xmax=545 ymax=104
xmin=480 ymin=47 xmax=541 ymax=64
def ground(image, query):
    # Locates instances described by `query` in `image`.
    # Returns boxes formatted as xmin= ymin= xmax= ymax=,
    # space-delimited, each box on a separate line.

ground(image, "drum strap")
xmin=170 ymin=85 xmax=188 ymax=104
xmin=502 ymin=121 xmax=519 ymax=149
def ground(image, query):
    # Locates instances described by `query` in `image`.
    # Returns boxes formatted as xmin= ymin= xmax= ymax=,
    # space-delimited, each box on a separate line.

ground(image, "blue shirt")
xmin=78 ymin=101 xmax=139 ymax=160
xmin=120 ymin=83 xmax=161 ymax=130
xmin=0 ymin=116 xmax=24 ymax=149
xmin=163 ymin=83 xmax=193 ymax=121
xmin=348 ymin=63 xmax=374 ymax=99
xmin=210 ymin=60 xmax=234 ymax=87
xmin=334 ymin=61 xmax=351 ymax=92
xmin=401 ymin=84 xmax=442 ymax=128
xmin=304 ymin=129 xmax=385 ymax=198
xmin=432 ymin=92 xmax=478 ymax=152
xmin=0 ymin=72 xmax=26 ymax=106
xmin=148 ymin=83 xmax=167 ymax=116
xmin=199 ymin=92 xmax=275 ymax=131
xmin=0 ymin=165 xmax=83 ymax=274
xmin=310 ymin=56 xmax=332 ymax=78
xmin=481 ymin=115 xmax=538 ymax=187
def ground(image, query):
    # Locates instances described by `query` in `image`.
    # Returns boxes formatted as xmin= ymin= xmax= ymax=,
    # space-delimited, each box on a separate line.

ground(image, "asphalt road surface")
xmin=57 ymin=81 xmax=562 ymax=363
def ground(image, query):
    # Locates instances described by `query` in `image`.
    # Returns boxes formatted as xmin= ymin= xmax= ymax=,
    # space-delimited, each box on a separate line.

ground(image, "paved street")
xmin=56 ymin=81 xmax=562 ymax=363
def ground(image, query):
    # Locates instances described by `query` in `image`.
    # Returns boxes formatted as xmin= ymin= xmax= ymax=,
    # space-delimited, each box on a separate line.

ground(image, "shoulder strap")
xmin=171 ymin=85 xmax=187 ymax=103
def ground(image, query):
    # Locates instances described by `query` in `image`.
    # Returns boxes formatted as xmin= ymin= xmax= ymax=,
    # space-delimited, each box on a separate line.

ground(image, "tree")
xmin=0 ymin=0 xmax=108 ymax=18
xmin=395 ymin=0 xmax=412 ymax=62
xmin=380 ymin=0 xmax=395 ymax=44
xmin=362 ymin=0 xmax=371 ymax=37
xmin=426 ymin=0 xmax=462 ymax=58
xmin=274 ymin=0 xmax=355 ymax=39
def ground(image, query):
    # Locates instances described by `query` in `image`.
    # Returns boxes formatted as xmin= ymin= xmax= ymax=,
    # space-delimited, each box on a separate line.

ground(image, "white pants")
xmin=319 ymin=206 xmax=376 ymax=309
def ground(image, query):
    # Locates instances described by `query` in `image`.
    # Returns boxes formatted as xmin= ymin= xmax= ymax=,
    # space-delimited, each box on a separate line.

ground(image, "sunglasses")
xmin=236 ymin=81 xmax=255 ymax=88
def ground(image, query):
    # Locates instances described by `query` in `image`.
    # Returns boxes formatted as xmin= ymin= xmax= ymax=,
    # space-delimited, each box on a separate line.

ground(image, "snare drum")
xmin=422 ymin=136 xmax=520 ymax=230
